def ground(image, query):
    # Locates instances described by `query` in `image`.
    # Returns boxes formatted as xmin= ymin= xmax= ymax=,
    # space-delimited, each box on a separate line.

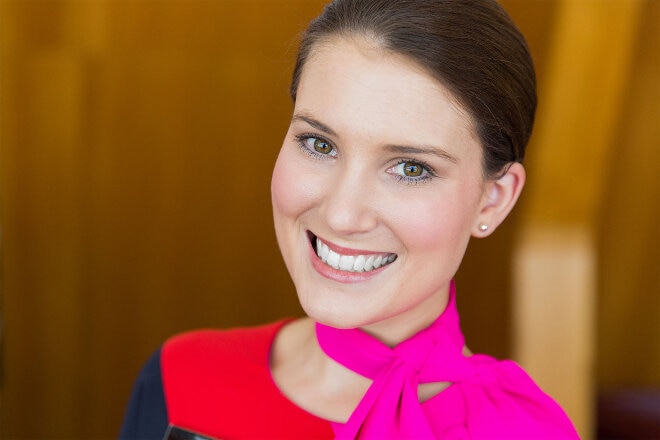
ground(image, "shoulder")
xmin=160 ymin=319 xmax=333 ymax=439
xmin=457 ymin=355 xmax=580 ymax=439
xmin=160 ymin=320 xmax=290 ymax=431
xmin=163 ymin=319 xmax=289 ymax=366
xmin=119 ymin=348 xmax=168 ymax=439
xmin=161 ymin=320 xmax=291 ymax=396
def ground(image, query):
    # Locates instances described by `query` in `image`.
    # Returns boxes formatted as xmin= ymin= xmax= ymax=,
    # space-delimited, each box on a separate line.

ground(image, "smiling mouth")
xmin=310 ymin=233 xmax=397 ymax=273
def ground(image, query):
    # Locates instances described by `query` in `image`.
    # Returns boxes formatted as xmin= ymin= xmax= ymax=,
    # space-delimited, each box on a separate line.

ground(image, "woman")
xmin=121 ymin=0 xmax=579 ymax=438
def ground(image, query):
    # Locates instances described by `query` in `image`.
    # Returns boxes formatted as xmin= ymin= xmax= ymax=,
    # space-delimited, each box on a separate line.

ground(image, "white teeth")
xmin=317 ymin=238 xmax=330 ymax=263
xmin=364 ymin=255 xmax=375 ymax=271
xmin=353 ymin=255 xmax=366 ymax=272
xmin=314 ymin=236 xmax=396 ymax=273
xmin=339 ymin=255 xmax=355 ymax=271
xmin=326 ymin=249 xmax=340 ymax=269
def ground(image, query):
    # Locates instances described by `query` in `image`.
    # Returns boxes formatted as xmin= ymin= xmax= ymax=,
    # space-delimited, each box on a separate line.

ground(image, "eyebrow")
xmin=291 ymin=113 xmax=459 ymax=164
xmin=291 ymin=114 xmax=337 ymax=137
xmin=383 ymin=144 xmax=459 ymax=164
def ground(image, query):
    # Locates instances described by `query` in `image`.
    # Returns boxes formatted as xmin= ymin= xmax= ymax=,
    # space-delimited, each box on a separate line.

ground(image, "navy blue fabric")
xmin=119 ymin=348 xmax=169 ymax=439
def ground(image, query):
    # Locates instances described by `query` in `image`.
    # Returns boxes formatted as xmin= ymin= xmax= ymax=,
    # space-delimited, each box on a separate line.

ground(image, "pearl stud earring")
xmin=478 ymin=223 xmax=489 ymax=232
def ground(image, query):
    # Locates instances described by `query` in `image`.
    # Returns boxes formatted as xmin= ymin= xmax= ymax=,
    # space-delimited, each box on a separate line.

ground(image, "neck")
xmin=358 ymin=286 xmax=451 ymax=347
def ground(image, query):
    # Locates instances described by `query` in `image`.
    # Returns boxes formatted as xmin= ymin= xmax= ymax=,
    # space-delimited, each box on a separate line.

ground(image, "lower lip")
xmin=308 ymin=240 xmax=391 ymax=283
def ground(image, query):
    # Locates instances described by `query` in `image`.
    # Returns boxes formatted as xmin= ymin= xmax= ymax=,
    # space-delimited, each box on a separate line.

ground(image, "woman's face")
xmin=271 ymin=37 xmax=491 ymax=341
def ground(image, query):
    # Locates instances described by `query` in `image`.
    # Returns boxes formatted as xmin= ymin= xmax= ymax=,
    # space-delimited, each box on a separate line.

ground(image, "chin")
xmin=297 ymin=290 xmax=375 ymax=330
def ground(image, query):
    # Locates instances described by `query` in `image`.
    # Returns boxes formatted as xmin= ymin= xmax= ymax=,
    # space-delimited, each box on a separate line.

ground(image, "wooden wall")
xmin=509 ymin=1 xmax=657 ymax=437
xmin=0 ymin=1 xmax=656 ymax=438
xmin=595 ymin=0 xmax=659 ymax=389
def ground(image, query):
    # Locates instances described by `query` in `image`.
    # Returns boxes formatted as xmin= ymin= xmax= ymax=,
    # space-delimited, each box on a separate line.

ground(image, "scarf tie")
xmin=315 ymin=282 xmax=476 ymax=439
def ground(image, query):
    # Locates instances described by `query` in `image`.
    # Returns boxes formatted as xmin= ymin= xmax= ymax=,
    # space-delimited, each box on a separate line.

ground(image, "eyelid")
xmin=393 ymin=158 xmax=437 ymax=177
xmin=387 ymin=158 xmax=438 ymax=185
xmin=294 ymin=132 xmax=337 ymax=158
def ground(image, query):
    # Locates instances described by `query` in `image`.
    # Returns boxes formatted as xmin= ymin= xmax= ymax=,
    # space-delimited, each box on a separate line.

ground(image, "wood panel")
xmin=521 ymin=0 xmax=643 ymax=227
xmin=512 ymin=1 xmax=651 ymax=438
xmin=596 ymin=0 xmax=660 ymax=389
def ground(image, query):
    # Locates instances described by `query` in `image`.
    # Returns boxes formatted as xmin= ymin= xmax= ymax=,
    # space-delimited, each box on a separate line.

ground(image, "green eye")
xmin=313 ymin=138 xmax=332 ymax=154
xmin=295 ymin=134 xmax=337 ymax=158
xmin=387 ymin=160 xmax=434 ymax=184
xmin=403 ymin=162 xmax=423 ymax=177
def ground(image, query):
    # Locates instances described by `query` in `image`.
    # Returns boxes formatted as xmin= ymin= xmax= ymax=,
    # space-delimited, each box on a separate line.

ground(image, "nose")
xmin=319 ymin=166 xmax=379 ymax=235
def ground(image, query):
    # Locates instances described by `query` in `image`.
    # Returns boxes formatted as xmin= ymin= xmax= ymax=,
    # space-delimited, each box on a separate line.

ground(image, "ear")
xmin=472 ymin=162 xmax=526 ymax=237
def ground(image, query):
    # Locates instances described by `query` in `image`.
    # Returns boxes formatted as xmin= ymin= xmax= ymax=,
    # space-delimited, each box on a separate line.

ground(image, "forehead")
xmin=295 ymin=36 xmax=478 ymax=147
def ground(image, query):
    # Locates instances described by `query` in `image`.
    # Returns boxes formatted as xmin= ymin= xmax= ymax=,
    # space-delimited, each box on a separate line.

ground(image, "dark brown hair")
xmin=290 ymin=0 xmax=536 ymax=178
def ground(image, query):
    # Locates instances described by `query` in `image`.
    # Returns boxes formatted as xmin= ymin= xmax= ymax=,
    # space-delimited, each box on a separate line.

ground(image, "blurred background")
xmin=0 ymin=0 xmax=657 ymax=438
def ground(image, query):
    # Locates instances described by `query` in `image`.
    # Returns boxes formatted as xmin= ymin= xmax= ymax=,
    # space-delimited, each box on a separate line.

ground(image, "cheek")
xmin=388 ymin=189 xmax=480 ymax=254
xmin=271 ymin=147 xmax=318 ymax=221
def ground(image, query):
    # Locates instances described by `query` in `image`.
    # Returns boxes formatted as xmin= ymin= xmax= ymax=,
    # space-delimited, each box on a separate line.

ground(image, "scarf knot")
xmin=316 ymin=282 xmax=474 ymax=439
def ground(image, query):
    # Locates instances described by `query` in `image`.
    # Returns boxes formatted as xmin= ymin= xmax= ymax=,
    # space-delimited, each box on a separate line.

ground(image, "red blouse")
xmin=162 ymin=321 xmax=334 ymax=439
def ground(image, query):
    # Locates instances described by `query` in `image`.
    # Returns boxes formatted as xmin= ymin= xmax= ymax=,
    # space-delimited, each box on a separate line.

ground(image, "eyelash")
xmin=293 ymin=132 xmax=437 ymax=185
xmin=391 ymin=159 xmax=437 ymax=185
xmin=294 ymin=133 xmax=336 ymax=159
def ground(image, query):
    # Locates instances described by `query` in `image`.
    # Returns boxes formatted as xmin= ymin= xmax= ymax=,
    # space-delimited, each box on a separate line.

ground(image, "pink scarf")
xmin=315 ymin=281 xmax=475 ymax=439
xmin=315 ymin=281 xmax=580 ymax=439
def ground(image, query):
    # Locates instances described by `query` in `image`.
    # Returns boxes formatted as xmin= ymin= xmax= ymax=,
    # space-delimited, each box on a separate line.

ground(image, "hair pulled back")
xmin=290 ymin=0 xmax=536 ymax=178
